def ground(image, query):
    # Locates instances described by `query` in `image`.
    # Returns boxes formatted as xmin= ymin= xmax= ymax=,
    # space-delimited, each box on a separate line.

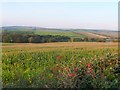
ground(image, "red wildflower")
xmin=69 ymin=73 xmax=76 ymax=77
xmin=87 ymin=63 xmax=91 ymax=68
xmin=56 ymin=55 xmax=62 ymax=59
xmin=53 ymin=67 xmax=57 ymax=71
xmin=86 ymin=63 xmax=95 ymax=79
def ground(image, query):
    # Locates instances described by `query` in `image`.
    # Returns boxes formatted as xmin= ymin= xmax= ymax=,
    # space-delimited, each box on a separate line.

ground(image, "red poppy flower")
xmin=69 ymin=73 xmax=76 ymax=77
xmin=56 ymin=55 xmax=62 ymax=59
xmin=86 ymin=64 xmax=95 ymax=79
xmin=53 ymin=67 xmax=57 ymax=71
xmin=87 ymin=63 xmax=91 ymax=68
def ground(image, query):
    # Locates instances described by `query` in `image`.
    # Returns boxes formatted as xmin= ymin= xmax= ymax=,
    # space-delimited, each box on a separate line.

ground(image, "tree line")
xmin=2 ymin=32 xmax=71 ymax=43
xmin=1 ymin=31 xmax=115 ymax=43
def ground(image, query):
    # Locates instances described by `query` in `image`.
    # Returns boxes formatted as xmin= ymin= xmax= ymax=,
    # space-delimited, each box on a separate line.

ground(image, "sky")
xmin=2 ymin=2 xmax=118 ymax=30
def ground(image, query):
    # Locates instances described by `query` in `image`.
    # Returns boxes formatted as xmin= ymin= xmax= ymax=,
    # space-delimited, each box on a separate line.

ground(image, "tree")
xmin=28 ymin=37 xmax=34 ymax=43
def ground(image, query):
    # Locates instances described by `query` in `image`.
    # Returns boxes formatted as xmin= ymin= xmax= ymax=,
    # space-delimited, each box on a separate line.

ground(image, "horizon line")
xmin=1 ymin=25 xmax=118 ymax=31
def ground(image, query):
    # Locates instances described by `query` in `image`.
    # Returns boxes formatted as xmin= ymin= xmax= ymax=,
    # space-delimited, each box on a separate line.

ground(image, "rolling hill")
xmin=1 ymin=26 xmax=119 ymax=39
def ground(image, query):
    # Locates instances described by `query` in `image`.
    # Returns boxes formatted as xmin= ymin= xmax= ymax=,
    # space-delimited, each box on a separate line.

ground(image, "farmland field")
xmin=34 ymin=30 xmax=86 ymax=38
xmin=2 ymin=42 xmax=120 ymax=88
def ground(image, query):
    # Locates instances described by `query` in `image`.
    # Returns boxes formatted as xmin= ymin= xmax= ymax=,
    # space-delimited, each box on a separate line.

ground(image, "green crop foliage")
xmin=2 ymin=42 xmax=120 ymax=88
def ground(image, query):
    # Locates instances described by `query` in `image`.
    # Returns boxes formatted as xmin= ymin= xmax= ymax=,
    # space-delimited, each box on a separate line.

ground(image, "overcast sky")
xmin=2 ymin=2 xmax=118 ymax=30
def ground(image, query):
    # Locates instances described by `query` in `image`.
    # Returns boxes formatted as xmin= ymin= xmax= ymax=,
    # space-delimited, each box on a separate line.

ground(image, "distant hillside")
xmin=1 ymin=26 xmax=118 ymax=39
xmin=2 ymin=26 xmax=44 ymax=31
xmin=2 ymin=26 xmax=65 ymax=31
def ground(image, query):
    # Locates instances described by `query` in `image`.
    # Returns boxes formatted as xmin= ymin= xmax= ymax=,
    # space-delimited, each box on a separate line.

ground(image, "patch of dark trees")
xmin=2 ymin=33 xmax=71 ymax=43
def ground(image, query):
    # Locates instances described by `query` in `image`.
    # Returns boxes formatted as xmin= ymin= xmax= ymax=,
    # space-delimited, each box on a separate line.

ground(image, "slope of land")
xmin=1 ymin=26 xmax=118 ymax=39
xmin=77 ymin=32 xmax=108 ymax=39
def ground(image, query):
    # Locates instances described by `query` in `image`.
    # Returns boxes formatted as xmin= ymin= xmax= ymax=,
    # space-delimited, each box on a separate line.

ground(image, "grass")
xmin=34 ymin=30 xmax=86 ymax=38
xmin=2 ymin=42 xmax=120 ymax=88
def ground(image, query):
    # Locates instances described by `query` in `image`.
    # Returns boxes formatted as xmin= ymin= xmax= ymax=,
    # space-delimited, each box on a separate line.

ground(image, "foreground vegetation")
xmin=2 ymin=42 xmax=120 ymax=88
